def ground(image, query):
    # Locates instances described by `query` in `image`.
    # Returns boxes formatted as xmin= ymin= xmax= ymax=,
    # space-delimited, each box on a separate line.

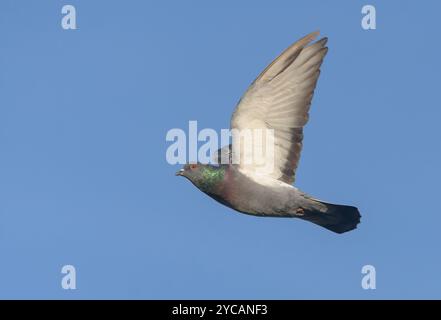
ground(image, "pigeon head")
xmin=176 ymin=163 xmax=225 ymax=193
xmin=175 ymin=163 xmax=203 ymax=179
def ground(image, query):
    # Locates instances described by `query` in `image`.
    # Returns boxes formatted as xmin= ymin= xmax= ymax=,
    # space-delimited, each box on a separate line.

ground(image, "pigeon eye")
xmin=190 ymin=164 xmax=197 ymax=170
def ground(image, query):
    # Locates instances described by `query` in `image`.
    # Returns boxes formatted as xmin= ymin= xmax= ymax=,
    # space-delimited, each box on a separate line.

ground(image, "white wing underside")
xmin=230 ymin=31 xmax=328 ymax=185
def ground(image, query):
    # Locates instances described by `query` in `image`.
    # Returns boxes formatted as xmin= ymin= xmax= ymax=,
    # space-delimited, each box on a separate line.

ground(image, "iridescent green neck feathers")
xmin=197 ymin=165 xmax=225 ymax=193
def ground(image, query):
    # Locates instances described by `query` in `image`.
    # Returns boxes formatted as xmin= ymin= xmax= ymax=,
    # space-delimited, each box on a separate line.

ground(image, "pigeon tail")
xmin=299 ymin=201 xmax=361 ymax=234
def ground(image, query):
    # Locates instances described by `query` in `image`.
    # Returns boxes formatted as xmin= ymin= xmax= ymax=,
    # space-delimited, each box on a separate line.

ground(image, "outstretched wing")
xmin=231 ymin=31 xmax=328 ymax=184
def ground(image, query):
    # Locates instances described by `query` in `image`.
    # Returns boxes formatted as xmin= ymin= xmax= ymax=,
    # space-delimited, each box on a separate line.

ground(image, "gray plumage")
xmin=177 ymin=32 xmax=361 ymax=234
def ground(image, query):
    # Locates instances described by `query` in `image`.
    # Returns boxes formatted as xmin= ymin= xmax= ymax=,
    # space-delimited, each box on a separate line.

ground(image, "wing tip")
xmin=254 ymin=31 xmax=324 ymax=84
xmin=309 ymin=30 xmax=321 ymax=38
xmin=317 ymin=37 xmax=328 ymax=46
xmin=299 ymin=31 xmax=321 ymax=47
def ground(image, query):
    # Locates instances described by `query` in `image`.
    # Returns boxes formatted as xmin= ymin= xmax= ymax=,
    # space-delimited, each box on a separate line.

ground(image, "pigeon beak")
xmin=175 ymin=169 xmax=184 ymax=176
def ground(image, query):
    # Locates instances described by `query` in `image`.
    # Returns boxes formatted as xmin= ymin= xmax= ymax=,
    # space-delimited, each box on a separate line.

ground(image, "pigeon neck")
xmin=197 ymin=165 xmax=226 ymax=193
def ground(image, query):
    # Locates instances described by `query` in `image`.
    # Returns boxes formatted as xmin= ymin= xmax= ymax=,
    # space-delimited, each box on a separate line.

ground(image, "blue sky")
xmin=0 ymin=0 xmax=440 ymax=299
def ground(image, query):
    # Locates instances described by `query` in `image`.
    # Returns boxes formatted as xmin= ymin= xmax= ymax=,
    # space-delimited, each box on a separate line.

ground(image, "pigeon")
xmin=176 ymin=31 xmax=361 ymax=234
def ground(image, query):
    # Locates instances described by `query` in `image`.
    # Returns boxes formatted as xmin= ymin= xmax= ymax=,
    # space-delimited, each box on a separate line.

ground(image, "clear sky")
xmin=0 ymin=0 xmax=440 ymax=299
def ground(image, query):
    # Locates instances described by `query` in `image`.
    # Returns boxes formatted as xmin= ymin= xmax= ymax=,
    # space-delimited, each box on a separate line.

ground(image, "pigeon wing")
xmin=212 ymin=144 xmax=232 ymax=165
xmin=230 ymin=31 xmax=328 ymax=184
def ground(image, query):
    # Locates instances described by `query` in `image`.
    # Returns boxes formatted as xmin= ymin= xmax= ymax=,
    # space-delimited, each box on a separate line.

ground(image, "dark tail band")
xmin=300 ymin=201 xmax=361 ymax=234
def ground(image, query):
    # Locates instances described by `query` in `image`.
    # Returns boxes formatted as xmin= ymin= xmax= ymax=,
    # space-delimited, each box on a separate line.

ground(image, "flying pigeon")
xmin=176 ymin=31 xmax=361 ymax=233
